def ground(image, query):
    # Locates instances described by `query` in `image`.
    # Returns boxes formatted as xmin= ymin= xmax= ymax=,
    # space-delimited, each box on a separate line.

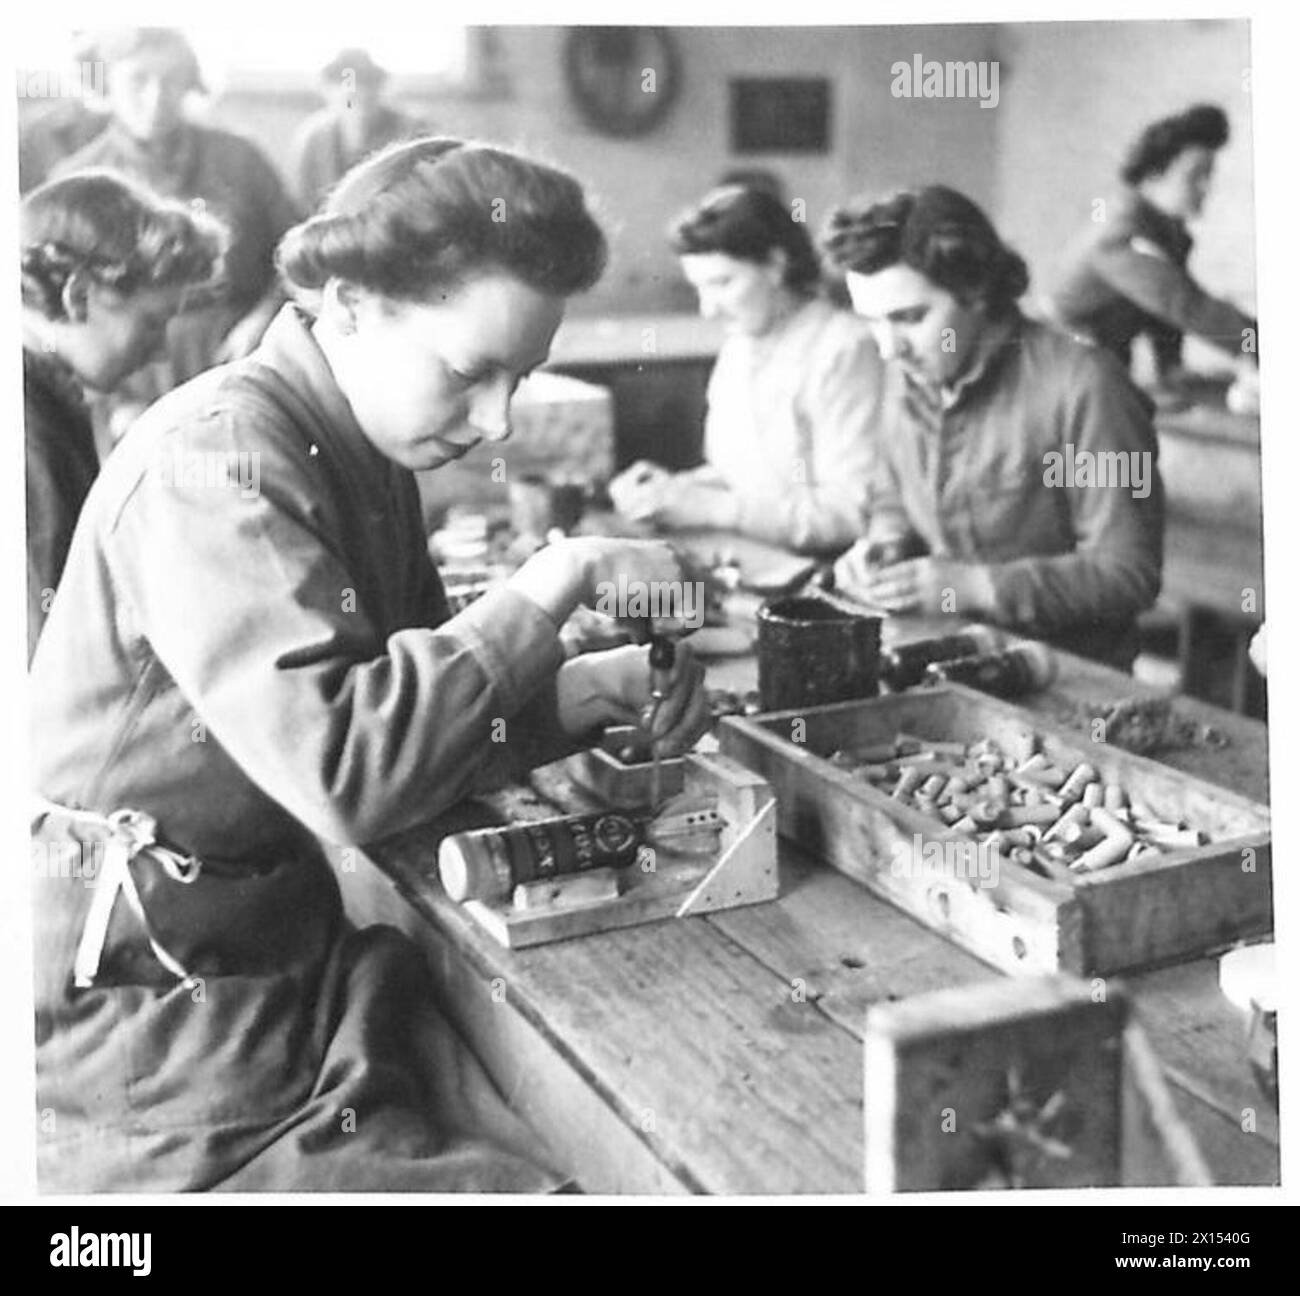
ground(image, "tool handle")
xmin=649 ymin=635 xmax=676 ymax=674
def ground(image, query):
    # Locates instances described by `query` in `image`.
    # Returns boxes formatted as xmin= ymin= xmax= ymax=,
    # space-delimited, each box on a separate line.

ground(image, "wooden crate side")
xmin=1074 ymin=834 xmax=1273 ymax=973
xmin=864 ymin=976 xmax=1127 ymax=1191
xmin=754 ymin=689 xmax=966 ymax=754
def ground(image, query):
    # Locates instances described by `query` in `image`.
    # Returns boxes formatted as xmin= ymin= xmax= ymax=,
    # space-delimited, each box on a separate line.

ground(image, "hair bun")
xmin=276 ymin=137 xmax=607 ymax=305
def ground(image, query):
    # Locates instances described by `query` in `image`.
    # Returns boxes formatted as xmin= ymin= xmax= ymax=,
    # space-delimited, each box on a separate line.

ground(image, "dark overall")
xmin=29 ymin=306 xmax=576 ymax=1191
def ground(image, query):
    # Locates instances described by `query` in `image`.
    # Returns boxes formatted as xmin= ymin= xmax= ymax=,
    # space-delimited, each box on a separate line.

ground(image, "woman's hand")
xmin=646 ymin=480 xmax=741 ymax=531
xmin=609 ymin=460 xmax=672 ymax=521
xmin=832 ymin=536 xmax=910 ymax=591
xmin=555 ymin=641 xmax=711 ymax=756
xmin=1248 ymin=622 xmax=1267 ymax=677
xmin=610 ymin=461 xmax=740 ymax=531
xmin=508 ymin=536 xmax=691 ymax=632
xmin=835 ymin=552 xmax=996 ymax=617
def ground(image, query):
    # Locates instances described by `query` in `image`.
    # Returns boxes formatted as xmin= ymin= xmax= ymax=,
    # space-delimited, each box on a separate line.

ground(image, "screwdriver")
xmin=644 ymin=630 xmax=677 ymax=812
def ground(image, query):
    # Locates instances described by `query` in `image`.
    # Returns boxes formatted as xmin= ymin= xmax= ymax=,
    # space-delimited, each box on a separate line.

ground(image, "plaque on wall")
xmin=730 ymin=77 xmax=831 ymax=153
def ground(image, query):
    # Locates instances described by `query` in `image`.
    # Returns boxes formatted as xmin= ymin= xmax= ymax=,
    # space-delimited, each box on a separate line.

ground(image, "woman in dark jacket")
xmin=1045 ymin=104 xmax=1256 ymax=377
xmin=29 ymin=138 xmax=709 ymax=1192
xmin=22 ymin=169 xmax=224 ymax=661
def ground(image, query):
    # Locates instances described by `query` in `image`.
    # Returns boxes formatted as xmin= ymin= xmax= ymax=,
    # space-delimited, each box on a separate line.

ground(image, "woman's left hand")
xmin=609 ymin=463 xmax=740 ymax=531
xmin=555 ymin=640 xmax=711 ymax=756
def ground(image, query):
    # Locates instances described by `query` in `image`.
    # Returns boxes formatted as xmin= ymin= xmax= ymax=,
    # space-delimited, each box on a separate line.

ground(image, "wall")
xmin=991 ymin=18 xmax=1256 ymax=360
xmin=18 ymin=22 xmax=1256 ymax=327
xmin=209 ymin=24 xmax=1005 ymax=315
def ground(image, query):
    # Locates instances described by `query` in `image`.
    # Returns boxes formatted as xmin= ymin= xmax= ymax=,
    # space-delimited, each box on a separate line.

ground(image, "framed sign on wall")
xmin=730 ymin=77 xmax=832 ymax=153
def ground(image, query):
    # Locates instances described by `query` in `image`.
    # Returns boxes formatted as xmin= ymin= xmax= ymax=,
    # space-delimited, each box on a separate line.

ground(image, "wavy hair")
xmin=669 ymin=184 xmax=821 ymax=294
xmin=21 ymin=169 xmax=226 ymax=319
xmin=1121 ymin=104 xmax=1229 ymax=186
xmin=821 ymin=185 xmax=1029 ymax=317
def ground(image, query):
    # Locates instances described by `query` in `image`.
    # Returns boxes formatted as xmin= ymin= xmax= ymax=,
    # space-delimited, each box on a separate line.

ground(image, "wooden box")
xmin=563 ymin=726 xmax=687 ymax=808
xmin=718 ymin=686 xmax=1271 ymax=976
xmin=863 ymin=975 xmax=1211 ymax=1190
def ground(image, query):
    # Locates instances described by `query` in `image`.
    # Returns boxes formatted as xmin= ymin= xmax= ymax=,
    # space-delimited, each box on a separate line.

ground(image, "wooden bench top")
xmin=342 ymin=606 xmax=1275 ymax=1193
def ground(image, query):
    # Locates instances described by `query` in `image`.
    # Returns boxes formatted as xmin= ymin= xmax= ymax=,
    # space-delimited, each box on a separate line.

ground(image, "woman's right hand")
xmin=609 ymin=460 xmax=672 ymax=521
xmin=555 ymin=641 xmax=710 ymax=756
xmin=508 ymin=536 xmax=689 ymax=632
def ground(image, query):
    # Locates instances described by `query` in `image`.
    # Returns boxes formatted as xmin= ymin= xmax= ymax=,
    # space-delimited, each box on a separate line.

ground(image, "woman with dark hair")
xmin=50 ymin=28 xmax=300 ymax=420
xmin=22 ymin=169 xmax=225 ymax=661
xmin=1045 ymin=104 xmax=1256 ymax=375
xmin=609 ymin=184 xmax=882 ymax=555
xmin=29 ymin=137 xmax=710 ymax=1192
xmin=825 ymin=186 xmax=1164 ymax=670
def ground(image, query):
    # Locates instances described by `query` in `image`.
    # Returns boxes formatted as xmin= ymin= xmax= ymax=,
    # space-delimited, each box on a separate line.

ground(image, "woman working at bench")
xmin=825 ymin=186 xmax=1164 ymax=671
xmin=610 ymin=184 xmax=883 ymax=555
xmin=29 ymin=138 xmax=710 ymax=1193
xmin=1044 ymin=104 xmax=1257 ymax=379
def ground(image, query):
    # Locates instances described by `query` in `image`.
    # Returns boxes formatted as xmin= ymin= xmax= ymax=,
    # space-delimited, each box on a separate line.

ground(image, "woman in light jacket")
xmin=30 ymin=138 xmax=709 ymax=1192
xmin=610 ymin=184 xmax=883 ymax=555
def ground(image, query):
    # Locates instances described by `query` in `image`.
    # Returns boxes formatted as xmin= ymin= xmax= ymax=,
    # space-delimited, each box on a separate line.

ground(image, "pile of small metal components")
xmin=826 ymin=734 xmax=1209 ymax=883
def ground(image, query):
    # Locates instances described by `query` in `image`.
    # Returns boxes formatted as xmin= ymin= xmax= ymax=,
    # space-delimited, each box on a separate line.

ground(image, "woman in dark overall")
xmin=29 ymin=138 xmax=710 ymax=1192
xmin=1045 ymin=104 xmax=1256 ymax=377
xmin=22 ymin=170 xmax=224 ymax=661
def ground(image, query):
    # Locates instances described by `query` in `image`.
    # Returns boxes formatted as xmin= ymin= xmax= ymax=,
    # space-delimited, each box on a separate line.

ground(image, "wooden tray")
xmin=718 ymin=685 xmax=1271 ymax=976
xmin=460 ymin=751 xmax=778 ymax=949
xmin=864 ymin=974 xmax=1211 ymax=1190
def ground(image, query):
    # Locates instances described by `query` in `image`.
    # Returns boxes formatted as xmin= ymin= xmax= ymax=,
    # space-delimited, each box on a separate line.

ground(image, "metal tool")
xmin=645 ymin=633 xmax=676 ymax=811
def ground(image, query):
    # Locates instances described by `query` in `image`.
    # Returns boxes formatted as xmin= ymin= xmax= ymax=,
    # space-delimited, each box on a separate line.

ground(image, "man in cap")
xmin=291 ymin=48 xmax=426 ymax=211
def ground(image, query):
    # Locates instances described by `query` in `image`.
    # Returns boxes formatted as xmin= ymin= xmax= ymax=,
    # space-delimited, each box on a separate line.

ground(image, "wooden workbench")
xmin=341 ymin=610 xmax=1276 ymax=1194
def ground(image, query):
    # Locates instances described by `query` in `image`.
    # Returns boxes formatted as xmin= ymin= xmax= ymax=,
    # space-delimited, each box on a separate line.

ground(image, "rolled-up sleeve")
xmin=732 ymin=334 xmax=883 ymax=553
xmin=983 ymin=357 xmax=1164 ymax=631
xmin=1090 ymin=237 xmax=1256 ymax=359
xmin=109 ymin=413 xmax=568 ymax=848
